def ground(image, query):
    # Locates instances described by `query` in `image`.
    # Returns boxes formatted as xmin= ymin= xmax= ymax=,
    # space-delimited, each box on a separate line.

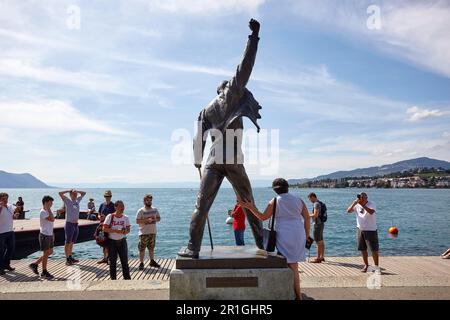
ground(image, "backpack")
xmin=318 ymin=201 xmax=327 ymax=223
xmin=94 ymin=214 xmax=113 ymax=245
xmin=94 ymin=225 xmax=106 ymax=245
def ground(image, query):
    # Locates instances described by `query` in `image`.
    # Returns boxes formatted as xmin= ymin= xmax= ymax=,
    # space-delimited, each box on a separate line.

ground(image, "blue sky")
xmin=0 ymin=0 xmax=449 ymax=185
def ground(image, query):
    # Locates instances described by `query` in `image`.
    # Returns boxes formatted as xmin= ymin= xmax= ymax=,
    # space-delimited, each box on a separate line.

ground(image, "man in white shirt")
xmin=0 ymin=192 xmax=18 ymax=275
xmin=29 ymin=196 xmax=56 ymax=279
xmin=347 ymin=192 xmax=380 ymax=274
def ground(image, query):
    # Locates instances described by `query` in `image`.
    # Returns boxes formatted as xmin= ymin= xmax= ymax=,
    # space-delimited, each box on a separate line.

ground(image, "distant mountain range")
xmin=3 ymin=157 xmax=450 ymax=188
xmin=0 ymin=171 xmax=51 ymax=188
xmin=288 ymin=157 xmax=450 ymax=185
xmin=50 ymin=179 xmax=274 ymax=189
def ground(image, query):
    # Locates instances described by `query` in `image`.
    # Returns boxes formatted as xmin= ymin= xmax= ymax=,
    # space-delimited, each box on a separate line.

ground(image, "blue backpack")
xmin=318 ymin=201 xmax=327 ymax=223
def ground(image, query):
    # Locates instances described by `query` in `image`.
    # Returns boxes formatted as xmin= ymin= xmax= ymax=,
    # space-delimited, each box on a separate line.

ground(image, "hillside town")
xmin=292 ymin=168 xmax=450 ymax=189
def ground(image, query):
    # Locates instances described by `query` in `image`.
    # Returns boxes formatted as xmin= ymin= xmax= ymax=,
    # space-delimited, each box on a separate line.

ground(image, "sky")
xmin=0 ymin=0 xmax=450 ymax=186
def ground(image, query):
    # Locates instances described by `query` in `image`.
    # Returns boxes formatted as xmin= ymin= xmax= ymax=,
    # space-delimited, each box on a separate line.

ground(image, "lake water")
xmin=3 ymin=188 xmax=450 ymax=259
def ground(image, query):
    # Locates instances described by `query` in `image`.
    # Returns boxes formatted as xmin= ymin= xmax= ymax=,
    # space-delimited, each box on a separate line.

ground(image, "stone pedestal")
xmin=170 ymin=246 xmax=294 ymax=300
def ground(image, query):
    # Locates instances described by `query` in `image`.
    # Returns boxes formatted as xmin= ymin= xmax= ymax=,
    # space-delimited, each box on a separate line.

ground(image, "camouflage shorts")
xmin=138 ymin=234 xmax=156 ymax=252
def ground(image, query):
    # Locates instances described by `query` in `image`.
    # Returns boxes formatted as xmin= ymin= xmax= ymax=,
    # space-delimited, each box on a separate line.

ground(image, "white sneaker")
xmin=255 ymin=249 xmax=268 ymax=256
xmin=374 ymin=267 xmax=382 ymax=275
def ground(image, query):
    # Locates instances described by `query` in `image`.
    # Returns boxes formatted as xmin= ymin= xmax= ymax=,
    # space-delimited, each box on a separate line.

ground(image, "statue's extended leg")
xmin=226 ymin=164 xmax=264 ymax=249
xmin=187 ymin=165 xmax=225 ymax=253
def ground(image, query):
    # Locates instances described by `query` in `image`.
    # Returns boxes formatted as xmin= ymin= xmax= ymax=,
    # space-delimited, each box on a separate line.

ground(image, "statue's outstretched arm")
xmin=229 ymin=19 xmax=260 ymax=96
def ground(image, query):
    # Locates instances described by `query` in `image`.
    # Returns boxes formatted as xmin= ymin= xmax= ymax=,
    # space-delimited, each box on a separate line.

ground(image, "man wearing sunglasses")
xmin=347 ymin=192 xmax=380 ymax=274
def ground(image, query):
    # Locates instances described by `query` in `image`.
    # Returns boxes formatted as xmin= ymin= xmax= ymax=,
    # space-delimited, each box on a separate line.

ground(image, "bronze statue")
xmin=178 ymin=19 xmax=264 ymax=259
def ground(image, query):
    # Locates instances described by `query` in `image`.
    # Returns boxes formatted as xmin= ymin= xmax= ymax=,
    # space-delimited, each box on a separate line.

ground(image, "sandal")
xmin=309 ymin=258 xmax=322 ymax=263
xmin=361 ymin=265 xmax=369 ymax=273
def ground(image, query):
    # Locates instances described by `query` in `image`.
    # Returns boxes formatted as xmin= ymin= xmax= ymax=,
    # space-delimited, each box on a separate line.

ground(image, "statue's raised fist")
xmin=249 ymin=19 xmax=260 ymax=34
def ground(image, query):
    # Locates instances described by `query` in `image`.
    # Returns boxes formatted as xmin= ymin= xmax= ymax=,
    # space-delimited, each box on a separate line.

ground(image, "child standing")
xmin=29 ymin=196 xmax=56 ymax=279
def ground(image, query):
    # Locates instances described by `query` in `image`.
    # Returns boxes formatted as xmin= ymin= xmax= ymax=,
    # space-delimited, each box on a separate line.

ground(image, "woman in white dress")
xmin=239 ymin=178 xmax=311 ymax=300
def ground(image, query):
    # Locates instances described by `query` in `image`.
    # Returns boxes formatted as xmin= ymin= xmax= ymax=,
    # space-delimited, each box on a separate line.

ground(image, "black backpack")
xmin=318 ymin=201 xmax=327 ymax=223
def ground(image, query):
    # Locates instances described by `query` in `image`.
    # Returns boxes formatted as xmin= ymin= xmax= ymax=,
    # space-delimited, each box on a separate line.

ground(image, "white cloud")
xmin=0 ymin=28 xmax=231 ymax=78
xmin=117 ymin=26 xmax=162 ymax=38
xmin=307 ymin=133 xmax=449 ymax=160
xmin=115 ymin=54 xmax=337 ymax=90
xmin=285 ymin=115 xmax=450 ymax=178
xmin=147 ymin=0 xmax=265 ymax=15
xmin=0 ymin=128 xmax=15 ymax=144
xmin=289 ymin=0 xmax=450 ymax=78
xmin=0 ymin=56 xmax=175 ymax=103
xmin=257 ymin=79 xmax=406 ymax=123
xmin=278 ymin=133 xmax=450 ymax=179
xmin=253 ymin=64 xmax=336 ymax=87
xmin=0 ymin=27 xmax=77 ymax=51
xmin=406 ymin=106 xmax=450 ymax=122
xmin=112 ymin=54 xmax=233 ymax=77
xmin=380 ymin=1 xmax=450 ymax=78
xmin=0 ymin=58 xmax=126 ymax=95
xmin=0 ymin=100 xmax=128 ymax=136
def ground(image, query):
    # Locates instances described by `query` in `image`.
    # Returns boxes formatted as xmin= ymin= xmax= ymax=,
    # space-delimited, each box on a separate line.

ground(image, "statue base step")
xmin=176 ymin=245 xmax=287 ymax=269
xmin=170 ymin=267 xmax=294 ymax=300
xmin=171 ymin=246 xmax=293 ymax=300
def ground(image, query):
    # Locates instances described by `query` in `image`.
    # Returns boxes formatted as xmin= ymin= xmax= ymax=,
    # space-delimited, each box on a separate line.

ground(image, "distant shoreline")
xmin=2 ymin=186 xmax=449 ymax=191
xmin=291 ymin=186 xmax=450 ymax=189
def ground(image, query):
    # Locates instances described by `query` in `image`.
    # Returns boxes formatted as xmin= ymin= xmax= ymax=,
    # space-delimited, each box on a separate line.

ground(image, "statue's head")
xmin=217 ymin=80 xmax=228 ymax=95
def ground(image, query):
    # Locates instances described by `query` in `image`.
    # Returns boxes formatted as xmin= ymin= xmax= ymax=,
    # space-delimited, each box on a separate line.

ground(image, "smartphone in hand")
xmin=305 ymin=236 xmax=314 ymax=249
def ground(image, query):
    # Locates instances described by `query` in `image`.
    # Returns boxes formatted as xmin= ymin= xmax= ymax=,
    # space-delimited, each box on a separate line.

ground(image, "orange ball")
xmin=388 ymin=226 xmax=399 ymax=235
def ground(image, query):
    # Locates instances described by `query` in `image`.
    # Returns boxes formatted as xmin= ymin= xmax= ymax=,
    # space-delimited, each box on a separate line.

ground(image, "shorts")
xmin=313 ymin=223 xmax=324 ymax=242
xmin=39 ymin=233 xmax=54 ymax=251
xmin=357 ymin=228 xmax=379 ymax=252
xmin=65 ymin=222 xmax=79 ymax=244
xmin=138 ymin=234 xmax=156 ymax=252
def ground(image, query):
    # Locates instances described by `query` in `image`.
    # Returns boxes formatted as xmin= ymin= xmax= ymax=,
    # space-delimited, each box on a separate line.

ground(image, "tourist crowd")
xmin=0 ymin=190 xmax=161 ymax=280
xmin=1 ymin=183 xmax=400 ymax=299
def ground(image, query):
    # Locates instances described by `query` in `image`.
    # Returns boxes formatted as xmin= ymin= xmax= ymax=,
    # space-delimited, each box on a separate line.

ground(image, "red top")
xmin=232 ymin=204 xmax=246 ymax=231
